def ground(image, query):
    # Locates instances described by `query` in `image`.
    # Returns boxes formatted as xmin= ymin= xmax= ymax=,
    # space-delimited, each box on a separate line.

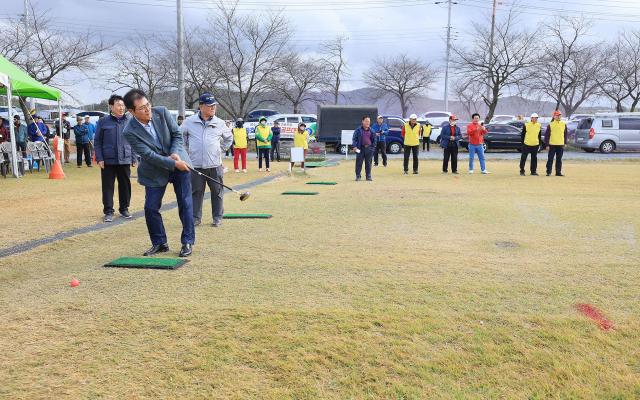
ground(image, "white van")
xmin=247 ymin=113 xmax=317 ymax=140
xmin=575 ymin=112 xmax=640 ymax=153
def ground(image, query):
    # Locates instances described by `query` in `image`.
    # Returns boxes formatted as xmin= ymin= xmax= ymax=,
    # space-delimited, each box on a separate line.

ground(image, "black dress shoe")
xmin=520 ymin=171 xmax=526 ymax=176
xmin=556 ymin=173 xmax=565 ymax=177
xmin=143 ymin=243 xmax=169 ymax=256
xmin=120 ymin=210 xmax=132 ymax=219
xmin=531 ymin=172 xmax=539 ymax=176
xmin=179 ymin=243 xmax=193 ymax=257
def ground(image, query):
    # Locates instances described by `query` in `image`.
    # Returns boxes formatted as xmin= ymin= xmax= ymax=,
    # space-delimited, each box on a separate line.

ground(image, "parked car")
xmin=569 ymin=113 xmax=594 ymax=121
xmin=246 ymin=113 xmax=318 ymax=140
xmin=460 ymin=123 xmax=523 ymax=152
xmin=574 ymin=112 xmax=640 ymax=153
xmin=421 ymin=111 xmax=451 ymax=128
xmin=380 ymin=116 xmax=405 ymax=154
xmin=437 ymin=121 xmax=471 ymax=144
xmin=0 ymin=106 xmax=24 ymax=120
xmin=490 ymin=114 xmax=515 ymax=123
xmin=244 ymin=109 xmax=279 ymax=122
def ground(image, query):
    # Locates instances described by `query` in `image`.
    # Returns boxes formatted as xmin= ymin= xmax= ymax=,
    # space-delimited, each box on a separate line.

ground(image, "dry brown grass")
xmin=1 ymin=159 xmax=639 ymax=399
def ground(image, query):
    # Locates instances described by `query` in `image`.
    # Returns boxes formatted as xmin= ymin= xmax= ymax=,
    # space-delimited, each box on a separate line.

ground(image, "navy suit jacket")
xmin=123 ymin=106 xmax=191 ymax=187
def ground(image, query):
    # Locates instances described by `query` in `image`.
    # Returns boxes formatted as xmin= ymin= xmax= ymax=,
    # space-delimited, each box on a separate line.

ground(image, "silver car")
xmin=575 ymin=113 xmax=640 ymax=153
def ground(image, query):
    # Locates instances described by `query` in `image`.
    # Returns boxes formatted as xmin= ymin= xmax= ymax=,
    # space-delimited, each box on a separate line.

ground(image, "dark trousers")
xmin=355 ymin=146 xmax=373 ymax=178
xmin=270 ymin=138 xmax=281 ymax=161
xmin=520 ymin=145 xmax=538 ymax=173
xmin=258 ymin=148 xmax=270 ymax=169
xmin=374 ymin=141 xmax=387 ymax=166
xmin=101 ymin=164 xmax=131 ymax=215
xmin=546 ymin=145 xmax=564 ymax=175
xmin=422 ymin=137 xmax=430 ymax=151
xmin=442 ymin=144 xmax=458 ymax=172
xmin=403 ymin=145 xmax=419 ymax=173
xmin=191 ymin=166 xmax=224 ymax=223
xmin=144 ymin=170 xmax=195 ymax=246
xmin=77 ymin=142 xmax=91 ymax=166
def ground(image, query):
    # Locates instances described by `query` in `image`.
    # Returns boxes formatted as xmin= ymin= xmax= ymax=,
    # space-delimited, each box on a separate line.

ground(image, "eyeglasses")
xmin=135 ymin=102 xmax=152 ymax=112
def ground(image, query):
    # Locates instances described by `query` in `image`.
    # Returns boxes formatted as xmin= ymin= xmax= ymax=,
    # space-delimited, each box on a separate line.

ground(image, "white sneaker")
xmin=242 ymin=169 xmax=247 ymax=173
xmin=259 ymin=168 xmax=263 ymax=172
xmin=482 ymin=170 xmax=491 ymax=174
xmin=468 ymin=170 xmax=474 ymax=174
xmin=266 ymin=168 xmax=270 ymax=172
xmin=223 ymin=167 xmax=229 ymax=173
xmin=234 ymin=169 xmax=240 ymax=173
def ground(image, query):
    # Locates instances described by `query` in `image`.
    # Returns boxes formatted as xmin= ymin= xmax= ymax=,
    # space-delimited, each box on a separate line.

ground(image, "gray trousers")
xmin=191 ymin=166 xmax=224 ymax=222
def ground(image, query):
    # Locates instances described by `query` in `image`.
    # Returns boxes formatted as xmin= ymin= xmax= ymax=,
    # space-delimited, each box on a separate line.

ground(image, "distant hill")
xmin=82 ymin=87 xmax=610 ymax=118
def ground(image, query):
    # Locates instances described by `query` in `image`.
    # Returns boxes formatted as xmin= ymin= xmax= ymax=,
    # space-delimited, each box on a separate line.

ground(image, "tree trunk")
xmin=616 ymin=101 xmax=623 ymax=112
xmin=18 ymin=96 xmax=34 ymax=125
xmin=399 ymin=95 xmax=408 ymax=118
xmin=630 ymin=97 xmax=639 ymax=112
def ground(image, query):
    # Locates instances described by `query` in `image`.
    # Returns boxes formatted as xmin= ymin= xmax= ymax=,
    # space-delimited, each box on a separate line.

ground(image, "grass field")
xmin=1 ymin=158 xmax=639 ymax=399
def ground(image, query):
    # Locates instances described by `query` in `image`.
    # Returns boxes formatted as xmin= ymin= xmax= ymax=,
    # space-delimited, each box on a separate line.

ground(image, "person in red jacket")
xmin=466 ymin=113 xmax=490 ymax=174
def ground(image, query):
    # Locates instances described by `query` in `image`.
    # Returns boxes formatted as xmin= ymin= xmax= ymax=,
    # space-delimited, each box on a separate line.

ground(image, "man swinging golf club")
xmin=122 ymin=89 xmax=195 ymax=258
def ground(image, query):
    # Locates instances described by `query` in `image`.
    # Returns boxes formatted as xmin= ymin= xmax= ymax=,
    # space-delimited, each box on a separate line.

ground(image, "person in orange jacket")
xmin=467 ymin=113 xmax=490 ymax=174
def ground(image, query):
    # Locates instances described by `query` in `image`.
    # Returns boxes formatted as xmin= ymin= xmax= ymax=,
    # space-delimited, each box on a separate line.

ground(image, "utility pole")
xmin=176 ymin=0 xmax=186 ymax=118
xmin=24 ymin=0 xmax=35 ymax=115
xmin=443 ymin=0 xmax=453 ymax=112
xmin=487 ymin=0 xmax=498 ymax=103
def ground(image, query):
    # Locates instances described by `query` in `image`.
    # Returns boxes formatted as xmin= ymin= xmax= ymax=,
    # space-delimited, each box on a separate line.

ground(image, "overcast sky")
xmin=3 ymin=0 xmax=640 ymax=106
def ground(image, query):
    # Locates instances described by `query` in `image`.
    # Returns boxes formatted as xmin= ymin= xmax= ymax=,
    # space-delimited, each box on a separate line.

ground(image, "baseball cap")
xmin=299 ymin=122 xmax=307 ymax=128
xmin=553 ymin=110 xmax=562 ymax=116
xmin=377 ymin=115 xmax=383 ymax=119
xmin=409 ymin=114 xmax=418 ymax=120
xmin=531 ymin=113 xmax=539 ymax=118
xmin=198 ymin=93 xmax=218 ymax=106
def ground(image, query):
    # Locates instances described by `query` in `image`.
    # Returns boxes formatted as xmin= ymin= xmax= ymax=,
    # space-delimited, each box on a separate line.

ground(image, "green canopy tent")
xmin=0 ymin=54 xmax=61 ymax=178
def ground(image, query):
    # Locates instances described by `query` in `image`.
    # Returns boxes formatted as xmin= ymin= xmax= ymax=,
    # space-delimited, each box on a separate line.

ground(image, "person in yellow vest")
xmin=544 ymin=110 xmax=568 ymax=176
xmin=255 ymin=116 xmax=272 ymax=172
xmin=422 ymin=121 xmax=432 ymax=151
xmin=232 ymin=118 xmax=248 ymax=173
xmin=402 ymin=114 xmax=421 ymax=174
xmin=290 ymin=122 xmax=309 ymax=172
xmin=519 ymin=113 xmax=542 ymax=176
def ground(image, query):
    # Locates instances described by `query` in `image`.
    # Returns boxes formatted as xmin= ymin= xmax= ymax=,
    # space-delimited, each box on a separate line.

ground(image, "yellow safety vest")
xmin=403 ymin=123 xmax=421 ymax=146
xmin=255 ymin=125 xmax=272 ymax=148
xmin=423 ymin=124 xmax=432 ymax=138
xmin=549 ymin=121 xmax=566 ymax=146
xmin=232 ymin=127 xmax=247 ymax=149
xmin=524 ymin=122 xmax=541 ymax=146
xmin=293 ymin=130 xmax=309 ymax=149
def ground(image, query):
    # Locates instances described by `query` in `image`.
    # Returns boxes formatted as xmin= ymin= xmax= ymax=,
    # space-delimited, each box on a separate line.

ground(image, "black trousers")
xmin=270 ymin=139 xmax=281 ymax=161
xmin=520 ymin=145 xmax=538 ymax=173
xmin=442 ymin=144 xmax=458 ymax=172
xmin=77 ymin=142 xmax=91 ymax=166
xmin=422 ymin=137 xmax=430 ymax=151
xmin=403 ymin=145 xmax=419 ymax=172
xmin=546 ymin=145 xmax=564 ymax=175
xmin=374 ymin=141 xmax=387 ymax=166
xmin=355 ymin=146 xmax=373 ymax=178
xmin=258 ymin=148 xmax=270 ymax=169
xmin=101 ymin=164 xmax=131 ymax=215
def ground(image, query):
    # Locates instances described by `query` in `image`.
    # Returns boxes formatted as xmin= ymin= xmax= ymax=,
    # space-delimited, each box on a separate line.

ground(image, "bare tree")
xmin=363 ymin=54 xmax=437 ymax=117
xmin=453 ymin=77 xmax=486 ymax=117
xmin=205 ymin=2 xmax=291 ymax=119
xmin=107 ymin=36 xmax=172 ymax=103
xmin=269 ymin=55 xmax=327 ymax=113
xmin=452 ymin=10 xmax=539 ymax=123
xmin=531 ymin=17 xmax=604 ymax=116
xmin=321 ymin=35 xmax=349 ymax=105
xmin=598 ymin=30 xmax=640 ymax=112
xmin=0 ymin=5 xmax=108 ymax=120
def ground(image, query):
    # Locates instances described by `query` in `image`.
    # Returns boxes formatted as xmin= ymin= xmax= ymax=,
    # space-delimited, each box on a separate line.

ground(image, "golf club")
xmin=187 ymin=166 xmax=250 ymax=201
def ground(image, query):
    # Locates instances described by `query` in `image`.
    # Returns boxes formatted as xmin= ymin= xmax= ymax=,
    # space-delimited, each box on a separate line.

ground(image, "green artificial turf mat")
xmin=306 ymin=181 xmax=337 ymax=185
xmin=223 ymin=213 xmax=273 ymax=219
xmin=104 ymin=257 xmax=188 ymax=270
xmin=281 ymin=191 xmax=319 ymax=195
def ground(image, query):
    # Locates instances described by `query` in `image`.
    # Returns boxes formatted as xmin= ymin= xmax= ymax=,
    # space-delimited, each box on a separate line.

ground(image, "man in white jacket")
xmin=181 ymin=93 xmax=233 ymax=227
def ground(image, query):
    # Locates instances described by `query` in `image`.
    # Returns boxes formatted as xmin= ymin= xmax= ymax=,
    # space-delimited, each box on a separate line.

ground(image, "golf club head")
xmin=239 ymin=192 xmax=251 ymax=201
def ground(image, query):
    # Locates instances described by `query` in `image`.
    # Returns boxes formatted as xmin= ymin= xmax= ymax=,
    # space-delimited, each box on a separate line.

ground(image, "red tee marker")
xmin=70 ymin=279 xmax=80 ymax=288
xmin=576 ymin=303 xmax=614 ymax=330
